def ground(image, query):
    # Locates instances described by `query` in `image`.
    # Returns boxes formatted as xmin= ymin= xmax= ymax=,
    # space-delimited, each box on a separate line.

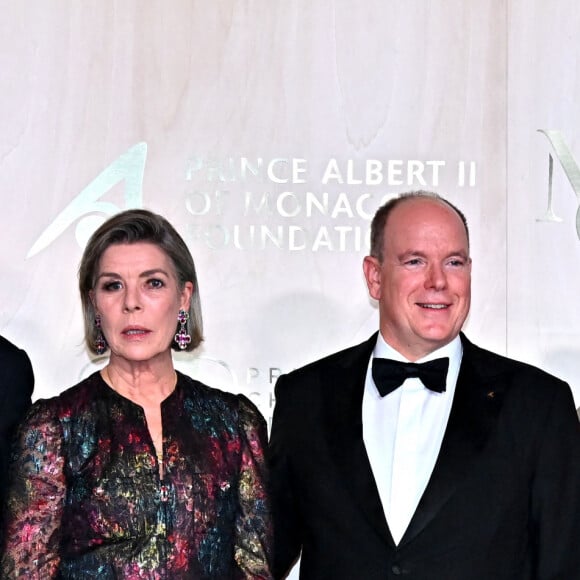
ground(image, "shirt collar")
xmin=373 ymin=332 xmax=463 ymax=368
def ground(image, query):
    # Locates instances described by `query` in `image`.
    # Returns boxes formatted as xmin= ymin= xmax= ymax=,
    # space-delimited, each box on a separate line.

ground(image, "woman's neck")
xmin=102 ymin=356 xmax=177 ymax=406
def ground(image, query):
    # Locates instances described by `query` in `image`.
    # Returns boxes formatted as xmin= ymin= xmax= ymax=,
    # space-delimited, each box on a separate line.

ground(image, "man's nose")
xmin=425 ymin=264 xmax=447 ymax=290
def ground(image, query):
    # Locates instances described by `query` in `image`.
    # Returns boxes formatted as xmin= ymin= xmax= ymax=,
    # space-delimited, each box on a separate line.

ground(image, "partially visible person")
xmin=1 ymin=209 xmax=272 ymax=579
xmin=268 ymin=191 xmax=580 ymax=580
xmin=0 ymin=335 xmax=34 ymax=526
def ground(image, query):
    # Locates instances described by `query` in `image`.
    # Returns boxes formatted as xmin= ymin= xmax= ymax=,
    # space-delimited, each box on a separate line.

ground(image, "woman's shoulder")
xmin=177 ymin=371 xmax=243 ymax=405
xmin=176 ymin=371 xmax=264 ymax=423
xmin=14 ymin=373 xmax=103 ymax=442
xmin=28 ymin=372 xmax=104 ymax=419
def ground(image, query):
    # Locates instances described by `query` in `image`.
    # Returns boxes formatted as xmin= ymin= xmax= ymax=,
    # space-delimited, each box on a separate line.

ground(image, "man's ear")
xmin=363 ymin=256 xmax=382 ymax=301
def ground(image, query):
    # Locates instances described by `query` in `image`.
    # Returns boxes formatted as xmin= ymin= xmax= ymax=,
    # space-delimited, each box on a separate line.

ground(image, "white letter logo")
xmin=27 ymin=142 xmax=147 ymax=257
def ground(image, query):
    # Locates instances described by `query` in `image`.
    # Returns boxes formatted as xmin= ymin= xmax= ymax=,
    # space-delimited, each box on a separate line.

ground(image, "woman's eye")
xmin=103 ymin=281 xmax=122 ymax=291
xmin=148 ymin=278 xmax=165 ymax=289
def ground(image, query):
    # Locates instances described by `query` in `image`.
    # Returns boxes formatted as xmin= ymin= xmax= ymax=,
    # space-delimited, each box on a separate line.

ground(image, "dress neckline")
xmin=96 ymin=369 xmax=181 ymax=409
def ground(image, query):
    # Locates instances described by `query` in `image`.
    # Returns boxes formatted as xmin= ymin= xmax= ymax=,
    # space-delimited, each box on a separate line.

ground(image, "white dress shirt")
xmin=362 ymin=333 xmax=463 ymax=544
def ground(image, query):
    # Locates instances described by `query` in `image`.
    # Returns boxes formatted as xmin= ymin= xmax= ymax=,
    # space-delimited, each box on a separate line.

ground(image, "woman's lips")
xmin=122 ymin=327 xmax=150 ymax=336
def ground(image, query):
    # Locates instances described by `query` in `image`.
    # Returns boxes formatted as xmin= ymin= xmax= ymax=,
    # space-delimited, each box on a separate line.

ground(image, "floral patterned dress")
xmin=1 ymin=372 xmax=272 ymax=579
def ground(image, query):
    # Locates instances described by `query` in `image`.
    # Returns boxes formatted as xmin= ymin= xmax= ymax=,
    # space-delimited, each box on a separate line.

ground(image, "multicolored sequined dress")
xmin=0 ymin=371 xmax=272 ymax=579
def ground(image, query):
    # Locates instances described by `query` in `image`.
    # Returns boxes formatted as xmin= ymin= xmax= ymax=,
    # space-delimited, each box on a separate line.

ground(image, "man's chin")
xmin=417 ymin=331 xmax=459 ymax=352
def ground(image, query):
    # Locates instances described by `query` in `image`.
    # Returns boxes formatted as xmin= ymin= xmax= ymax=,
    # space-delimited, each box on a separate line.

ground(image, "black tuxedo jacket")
xmin=268 ymin=333 xmax=580 ymax=580
xmin=0 ymin=336 xmax=34 ymax=506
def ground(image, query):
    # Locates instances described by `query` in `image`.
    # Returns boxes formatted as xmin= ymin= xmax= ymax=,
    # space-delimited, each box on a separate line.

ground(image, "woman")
xmin=1 ymin=209 xmax=272 ymax=579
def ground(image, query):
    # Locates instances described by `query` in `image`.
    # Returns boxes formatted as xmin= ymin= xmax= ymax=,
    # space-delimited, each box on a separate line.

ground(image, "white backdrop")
xmin=1 ymin=2 xmax=579 ymax=577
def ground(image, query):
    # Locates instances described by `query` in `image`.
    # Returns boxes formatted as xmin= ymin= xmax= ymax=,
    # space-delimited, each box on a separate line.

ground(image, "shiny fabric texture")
xmin=0 ymin=372 xmax=272 ymax=579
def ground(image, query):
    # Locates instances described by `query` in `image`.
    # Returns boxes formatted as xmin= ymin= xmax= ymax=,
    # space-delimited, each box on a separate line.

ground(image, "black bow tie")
xmin=372 ymin=357 xmax=449 ymax=397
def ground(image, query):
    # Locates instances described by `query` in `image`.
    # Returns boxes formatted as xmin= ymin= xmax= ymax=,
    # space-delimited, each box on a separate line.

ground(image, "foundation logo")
xmin=536 ymin=130 xmax=580 ymax=240
xmin=27 ymin=143 xmax=147 ymax=258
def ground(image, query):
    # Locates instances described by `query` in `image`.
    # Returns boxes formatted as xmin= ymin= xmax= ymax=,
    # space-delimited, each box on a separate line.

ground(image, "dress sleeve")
xmin=233 ymin=395 xmax=273 ymax=579
xmin=0 ymin=400 xmax=66 ymax=579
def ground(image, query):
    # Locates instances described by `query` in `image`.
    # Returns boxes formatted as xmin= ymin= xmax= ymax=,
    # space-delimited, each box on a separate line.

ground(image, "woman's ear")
xmin=89 ymin=290 xmax=98 ymax=313
xmin=180 ymin=282 xmax=194 ymax=311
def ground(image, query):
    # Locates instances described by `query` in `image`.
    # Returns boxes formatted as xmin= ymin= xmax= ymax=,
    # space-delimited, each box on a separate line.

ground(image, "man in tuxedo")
xmin=0 ymin=336 xmax=34 ymax=513
xmin=268 ymin=192 xmax=580 ymax=579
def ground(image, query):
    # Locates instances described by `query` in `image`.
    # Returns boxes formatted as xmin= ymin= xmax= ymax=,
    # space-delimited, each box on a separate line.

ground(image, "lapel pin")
xmin=487 ymin=391 xmax=495 ymax=399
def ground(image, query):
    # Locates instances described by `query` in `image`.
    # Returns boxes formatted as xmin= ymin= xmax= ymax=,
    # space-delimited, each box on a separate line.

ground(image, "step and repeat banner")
xmin=2 ymin=2 xmax=579 ymax=576
xmin=1 ymin=0 xmax=578 ymax=455
xmin=2 ymin=1 xmax=579 ymax=422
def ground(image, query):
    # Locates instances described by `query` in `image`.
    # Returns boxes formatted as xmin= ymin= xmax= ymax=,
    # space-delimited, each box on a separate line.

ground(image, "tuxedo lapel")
xmin=323 ymin=334 xmax=395 ymax=546
xmin=400 ymin=334 xmax=504 ymax=545
xmin=321 ymin=333 xmax=507 ymax=548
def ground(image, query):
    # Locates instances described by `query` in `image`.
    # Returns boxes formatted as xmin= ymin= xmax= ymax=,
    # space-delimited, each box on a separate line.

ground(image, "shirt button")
xmin=392 ymin=564 xmax=402 ymax=575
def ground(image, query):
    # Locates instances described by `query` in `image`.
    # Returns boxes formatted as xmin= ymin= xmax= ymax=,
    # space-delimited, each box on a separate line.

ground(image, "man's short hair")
xmin=369 ymin=190 xmax=470 ymax=261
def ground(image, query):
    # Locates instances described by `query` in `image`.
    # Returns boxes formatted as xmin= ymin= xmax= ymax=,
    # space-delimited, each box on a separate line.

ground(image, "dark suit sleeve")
xmin=267 ymin=374 xmax=303 ymax=579
xmin=529 ymin=381 xmax=580 ymax=579
xmin=0 ymin=343 xmax=35 ymax=498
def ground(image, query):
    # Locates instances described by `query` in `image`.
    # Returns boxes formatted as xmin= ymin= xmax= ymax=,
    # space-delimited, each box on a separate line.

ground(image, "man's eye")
xmin=448 ymin=259 xmax=465 ymax=267
xmin=404 ymin=259 xmax=422 ymax=266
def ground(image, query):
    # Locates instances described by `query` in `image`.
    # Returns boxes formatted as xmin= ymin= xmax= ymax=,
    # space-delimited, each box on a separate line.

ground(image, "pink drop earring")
xmin=95 ymin=314 xmax=108 ymax=355
xmin=175 ymin=309 xmax=191 ymax=350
